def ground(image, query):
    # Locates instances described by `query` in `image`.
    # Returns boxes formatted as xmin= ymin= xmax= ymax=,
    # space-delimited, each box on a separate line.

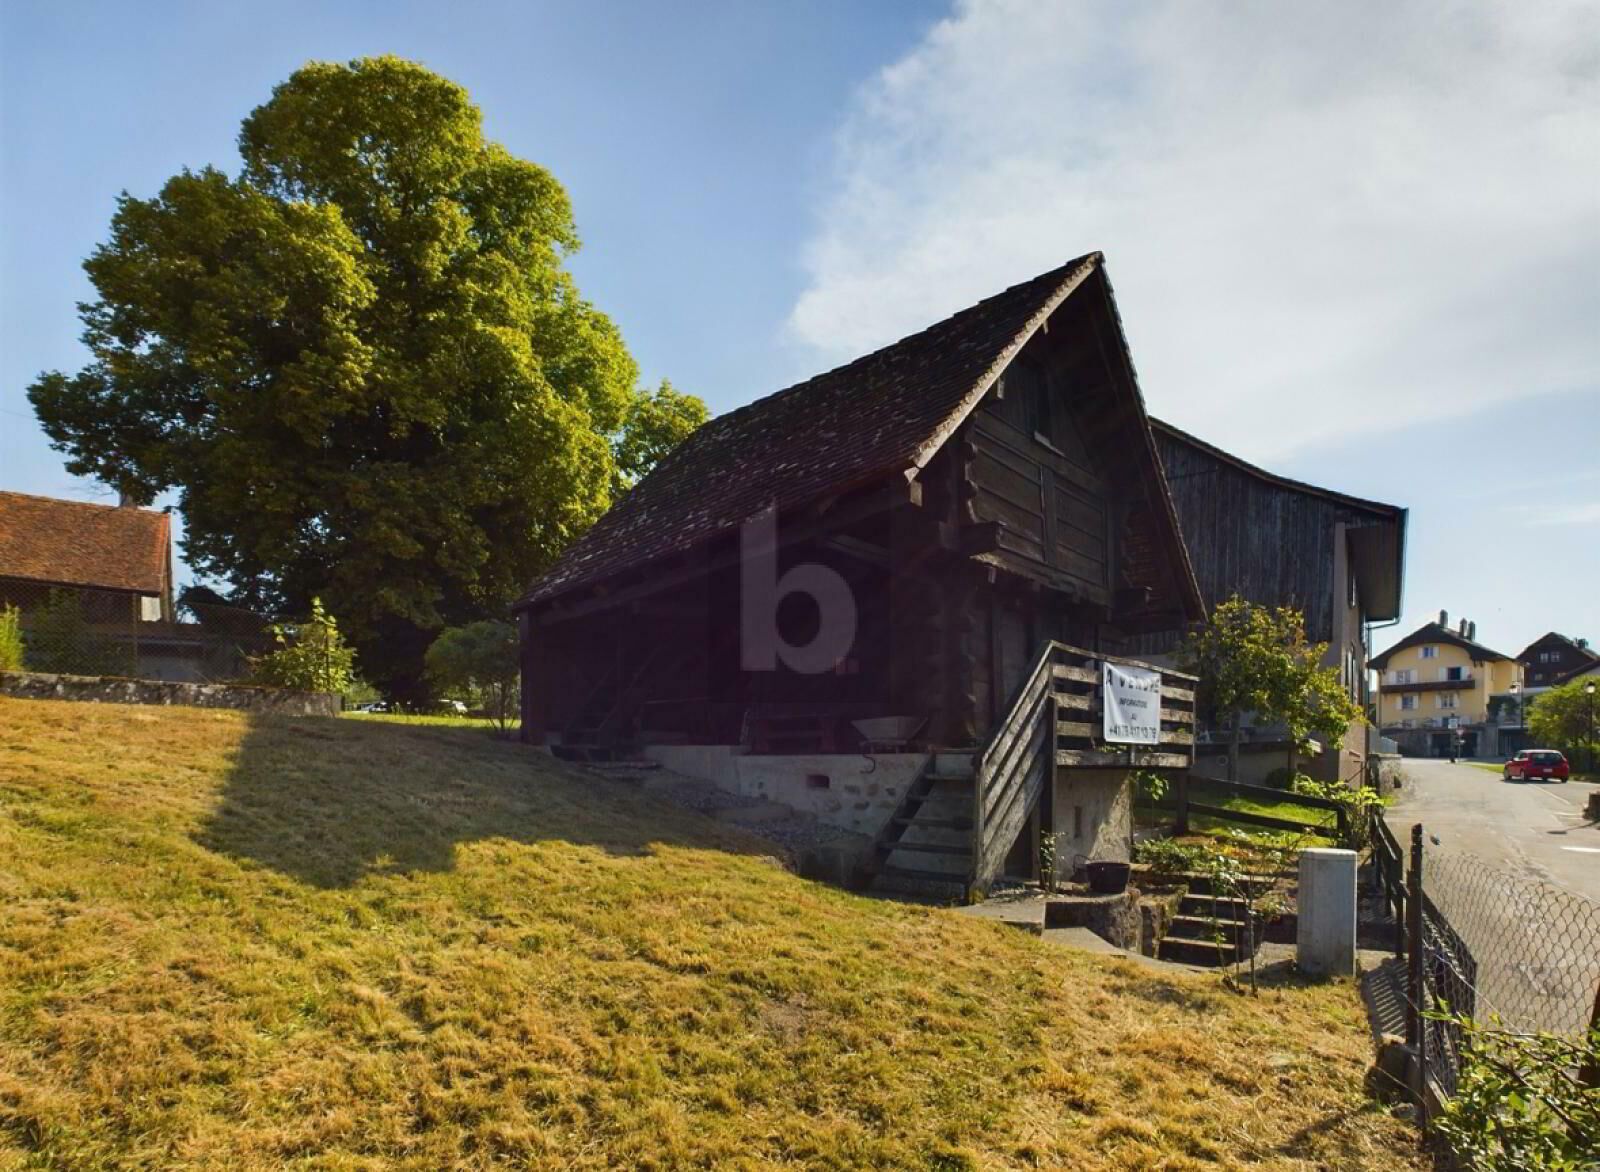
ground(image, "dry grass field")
xmin=0 ymin=696 xmax=1425 ymax=1169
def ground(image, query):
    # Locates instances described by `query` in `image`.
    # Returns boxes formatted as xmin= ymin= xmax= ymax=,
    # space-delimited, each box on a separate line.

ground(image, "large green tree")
xmin=1179 ymin=594 xmax=1364 ymax=781
xmin=29 ymin=57 xmax=703 ymax=700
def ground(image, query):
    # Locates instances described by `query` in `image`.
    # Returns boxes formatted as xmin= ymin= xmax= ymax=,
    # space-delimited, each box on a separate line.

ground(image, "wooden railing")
xmin=969 ymin=641 xmax=1199 ymax=896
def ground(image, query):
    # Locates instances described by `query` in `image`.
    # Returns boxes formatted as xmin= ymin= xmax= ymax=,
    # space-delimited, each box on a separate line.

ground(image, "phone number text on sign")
xmin=1102 ymin=661 xmax=1161 ymax=745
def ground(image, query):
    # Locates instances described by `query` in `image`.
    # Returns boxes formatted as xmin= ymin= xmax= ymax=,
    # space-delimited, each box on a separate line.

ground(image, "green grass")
xmin=341 ymin=709 xmax=510 ymax=732
xmin=0 ymin=697 xmax=1421 ymax=1170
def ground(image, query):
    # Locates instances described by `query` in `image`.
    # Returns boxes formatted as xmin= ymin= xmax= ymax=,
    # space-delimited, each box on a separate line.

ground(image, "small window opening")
xmin=805 ymin=774 xmax=831 ymax=790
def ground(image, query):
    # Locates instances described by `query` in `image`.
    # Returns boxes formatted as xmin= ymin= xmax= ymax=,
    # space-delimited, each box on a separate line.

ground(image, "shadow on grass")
xmin=195 ymin=711 xmax=775 ymax=889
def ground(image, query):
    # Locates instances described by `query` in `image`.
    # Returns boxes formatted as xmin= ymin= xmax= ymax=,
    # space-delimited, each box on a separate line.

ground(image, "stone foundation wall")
xmin=0 ymin=670 xmax=339 ymax=717
xmin=641 ymin=744 xmax=929 ymax=838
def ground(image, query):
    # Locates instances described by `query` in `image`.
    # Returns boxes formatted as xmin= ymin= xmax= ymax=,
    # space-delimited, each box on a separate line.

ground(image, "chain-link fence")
xmin=1404 ymin=828 xmax=1600 ymax=1100
xmin=0 ymin=579 xmax=272 ymax=684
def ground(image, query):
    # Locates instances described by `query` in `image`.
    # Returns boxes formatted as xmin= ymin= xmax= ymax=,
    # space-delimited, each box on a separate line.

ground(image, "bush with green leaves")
xmin=424 ymin=620 xmax=520 ymax=734
xmin=1133 ymin=837 xmax=1214 ymax=874
xmin=1430 ymin=1012 xmax=1598 ymax=1170
xmin=250 ymin=598 xmax=355 ymax=696
xmin=0 ymin=605 xmax=22 ymax=671
xmin=1527 ymin=678 xmax=1599 ymax=768
xmin=1290 ymin=775 xmax=1386 ymax=852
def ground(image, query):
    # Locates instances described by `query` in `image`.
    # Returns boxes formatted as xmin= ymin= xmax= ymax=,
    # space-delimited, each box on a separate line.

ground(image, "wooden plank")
xmin=1159 ymin=728 xmax=1194 ymax=745
xmin=1055 ymin=720 xmax=1095 ymax=740
xmin=1190 ymin=777 xmax=1344 ymax=812
xmin=1184 ymin=802 xmax=1333 ymax=835
xmin=1157 ymin=706 xmax=1194 ymax=723
xmin=1160 ymin=685 xmax=1196 ymax=704
xmin=1057 ymin=749 xmax=1190 ymax=769
xmin=1051 ymin=663 xmax=1096 ymax=684
xmin=1054 ymin=691 xmax=1095 ymax=711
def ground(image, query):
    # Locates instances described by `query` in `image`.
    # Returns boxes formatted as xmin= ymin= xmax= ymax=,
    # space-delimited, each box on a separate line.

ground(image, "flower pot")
xmin=1085 ymin=860 xmax=1131 ymax=895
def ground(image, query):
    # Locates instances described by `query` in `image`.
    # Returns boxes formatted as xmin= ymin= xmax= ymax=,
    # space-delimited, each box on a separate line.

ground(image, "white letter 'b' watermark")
xmin=740 ymin=505 xmax=857 ymax=674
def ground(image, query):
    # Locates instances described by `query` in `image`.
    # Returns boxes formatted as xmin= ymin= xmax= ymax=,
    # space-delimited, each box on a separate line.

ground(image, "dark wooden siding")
xmin=965 ymin=409 xmax=1111 ymax=604
xmin=1151 ymin=431 xmax=1381 ymax=642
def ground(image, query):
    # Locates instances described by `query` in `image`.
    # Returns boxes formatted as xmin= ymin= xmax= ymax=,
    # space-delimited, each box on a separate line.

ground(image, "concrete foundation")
xmin=1297 ymin=848 xmax=1358 ymax=977
xmin=641 ymin=744 xmax=928 ymax=838
xmin=1049 ymin=769 xmax=1132 ymax=886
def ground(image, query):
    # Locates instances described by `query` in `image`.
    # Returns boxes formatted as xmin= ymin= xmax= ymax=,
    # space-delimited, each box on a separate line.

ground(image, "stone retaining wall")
xmin=0 ymin=670 xmax=339 ymax=717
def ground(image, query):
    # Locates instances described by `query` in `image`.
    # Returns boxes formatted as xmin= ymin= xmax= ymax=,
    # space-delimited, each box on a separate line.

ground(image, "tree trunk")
xmin=1229 ymin=714 xmax=1241 ymax=782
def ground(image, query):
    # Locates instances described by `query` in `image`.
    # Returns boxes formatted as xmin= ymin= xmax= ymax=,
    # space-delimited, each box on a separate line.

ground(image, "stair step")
xmin=879 ymin=864 xmax=968 ymax=883
xmin=1158 ymin=936 xmax=1238 ymax=967
xmin=878 ymin=840 xmax=972 ymax=856
xmin=925 ymin=771 xmax=974 ymax=784
xmin=891 ymin=815 xmax=972 ymax=830
xmin=1164 ymin=914 xmax=1253 ymax=941
xmin=1178 ymin=895 xmax=1251 ymax=921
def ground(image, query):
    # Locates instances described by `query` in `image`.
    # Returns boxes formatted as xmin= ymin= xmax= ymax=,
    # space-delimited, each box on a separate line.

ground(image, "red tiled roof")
xmin=0 ymin=490 xmax=171 ymax=595
xmin=521 ymin=253 xmax=1107 ymax=606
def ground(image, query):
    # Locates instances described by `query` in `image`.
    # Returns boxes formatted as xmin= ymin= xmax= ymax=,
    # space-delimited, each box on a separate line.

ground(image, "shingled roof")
xmin=0 ymin=490 xmax=171 ymax=595
xmin=522 ymin=253 xmax=1123 ymax=607
xmin=1371 ymin=621 xmax=1513 ymax=670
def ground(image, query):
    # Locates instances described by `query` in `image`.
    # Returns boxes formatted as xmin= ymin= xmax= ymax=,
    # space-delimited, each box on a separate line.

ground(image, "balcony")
xmin=1379 ymin=676 xmax=1474 ymax=694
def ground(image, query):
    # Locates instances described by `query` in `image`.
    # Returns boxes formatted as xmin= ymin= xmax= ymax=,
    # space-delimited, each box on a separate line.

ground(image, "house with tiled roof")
xmin=515 ymin=253 xmax=1206 ymax=897
xmin=0 ymin=489 xmax=191 ymax=678
xmin=1517 ymin=631 xmax=1597 ymax=695
xmin=0 ymin=490 xmax=174 ymax=619
xmin=1372 ymin=611 xmax=1521 ymax=758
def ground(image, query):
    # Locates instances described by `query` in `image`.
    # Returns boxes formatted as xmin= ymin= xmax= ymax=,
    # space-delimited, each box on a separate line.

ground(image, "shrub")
xmin=1290 ymin=775 xmax=1386 ymax=852
xmin=0 ymin=605 xmax=22 ymax=670
xmin=1134 ymin=837 xmax=1213 ymax=874
xmin=1431 ymin=1012 xmax=1599 ymax=1170
xmin=250 ymin=598 xmax=355 ymax=695
xmin=424 ymin=621 xmax=520 ymax=735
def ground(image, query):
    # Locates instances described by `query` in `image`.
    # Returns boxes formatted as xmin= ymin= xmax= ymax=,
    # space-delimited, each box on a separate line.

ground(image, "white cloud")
xmin=789 ymin=0 xmax=1600 ymax=461
xmin=1501 ymin=500 xmax=1600 ymax=527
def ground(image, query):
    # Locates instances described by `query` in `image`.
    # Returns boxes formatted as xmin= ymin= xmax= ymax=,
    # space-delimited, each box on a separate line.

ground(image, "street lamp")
xmin=1510 ymin=680 xmax=1523 ymax=754
xmin=1586 ymin=680 xmax=1596 ymax=774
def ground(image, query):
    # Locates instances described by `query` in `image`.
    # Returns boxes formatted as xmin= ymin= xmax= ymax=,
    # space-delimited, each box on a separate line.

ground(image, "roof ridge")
xmin=0 ymin=486 xmax=165 ymax=514
xmin=699 ymin=253 xmax=1101 ymax=433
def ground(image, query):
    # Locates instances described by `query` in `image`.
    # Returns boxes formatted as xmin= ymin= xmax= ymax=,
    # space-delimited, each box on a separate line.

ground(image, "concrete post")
xmin=1297 ymin=848 xmax=1358 ymax=977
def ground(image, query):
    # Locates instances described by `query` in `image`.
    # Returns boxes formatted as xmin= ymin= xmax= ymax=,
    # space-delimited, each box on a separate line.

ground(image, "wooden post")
xmin=1174 ymin=770 xmax=1190 ymax=836
xmin=1581 ymin=980 xmax=1600 ymax=1090
xmin=1407 ymin=823 xmax=1427 ymax=1117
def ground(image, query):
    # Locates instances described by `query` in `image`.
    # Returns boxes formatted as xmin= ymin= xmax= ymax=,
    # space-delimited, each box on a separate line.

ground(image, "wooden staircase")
xmin=870 ymin=751 xmax=977 ymax=898
xmin=870 ymin=640 xmax=1198 ymax=901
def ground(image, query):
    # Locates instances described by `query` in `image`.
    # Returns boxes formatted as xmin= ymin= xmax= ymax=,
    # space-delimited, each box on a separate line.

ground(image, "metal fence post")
xmin=1407 ymin=823 xmax=1427 ymax=1117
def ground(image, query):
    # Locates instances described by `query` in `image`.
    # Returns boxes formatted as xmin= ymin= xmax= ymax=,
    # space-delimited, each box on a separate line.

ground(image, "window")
xmin=1400 ymin=695 xmax=1418 ymax=710
xmin=1421 ymin=645 xmax=1437 ymax=659
xmin=1445 ymin=666 xmax=1464 ymax=681
xmin=1438 ymin=694 xmax=1458 ymax=709
xmin=1392 ymin=668 xmax=1415 ymax=684
xmin=998 ymin=360 xmax=1055 ymax=446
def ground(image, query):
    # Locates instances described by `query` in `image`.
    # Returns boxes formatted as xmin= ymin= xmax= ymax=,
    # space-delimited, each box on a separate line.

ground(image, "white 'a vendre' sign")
xmin=1102 ymin=661 xmax=1162 ymax=744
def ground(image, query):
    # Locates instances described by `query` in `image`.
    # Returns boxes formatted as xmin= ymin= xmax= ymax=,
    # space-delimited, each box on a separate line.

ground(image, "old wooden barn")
xmin=515 ymin=253 xmax=1204 ymax=896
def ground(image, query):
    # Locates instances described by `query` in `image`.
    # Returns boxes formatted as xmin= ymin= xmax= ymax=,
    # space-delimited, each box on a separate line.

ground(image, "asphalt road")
xmin=1388 ymin=757 xmax=1600 ymax=903
xmin=1385 ymin=757 xmax=1600 ymax=1034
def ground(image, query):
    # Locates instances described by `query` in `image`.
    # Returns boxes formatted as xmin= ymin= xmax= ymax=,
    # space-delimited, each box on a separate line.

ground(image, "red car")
xmin=1503 ymin=749 xmax=1570 ymax=783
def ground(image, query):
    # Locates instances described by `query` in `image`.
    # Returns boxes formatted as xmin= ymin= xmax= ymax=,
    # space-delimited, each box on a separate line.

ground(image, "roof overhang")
xmin=1346 ymin=509 xmax=1407 ymax=623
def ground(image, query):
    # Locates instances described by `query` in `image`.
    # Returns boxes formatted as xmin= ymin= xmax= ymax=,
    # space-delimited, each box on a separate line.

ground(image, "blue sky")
xmin=2 ymin=0 xmax=1596 ymax=657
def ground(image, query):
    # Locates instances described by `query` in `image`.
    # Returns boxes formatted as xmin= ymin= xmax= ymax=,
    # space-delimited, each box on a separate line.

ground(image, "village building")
xmin=0 ymin=489 xmax=257 ymax=682
xmin=1133 ymin=421 xmax=1407 ymax=786
xmin=1372 ymin=612 xmax=1521 ymax=758
xmin=515 ymin=253 xmax=1204 ymax=896
xmin=1517 ymin=631 xmax=1597 ymax=695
